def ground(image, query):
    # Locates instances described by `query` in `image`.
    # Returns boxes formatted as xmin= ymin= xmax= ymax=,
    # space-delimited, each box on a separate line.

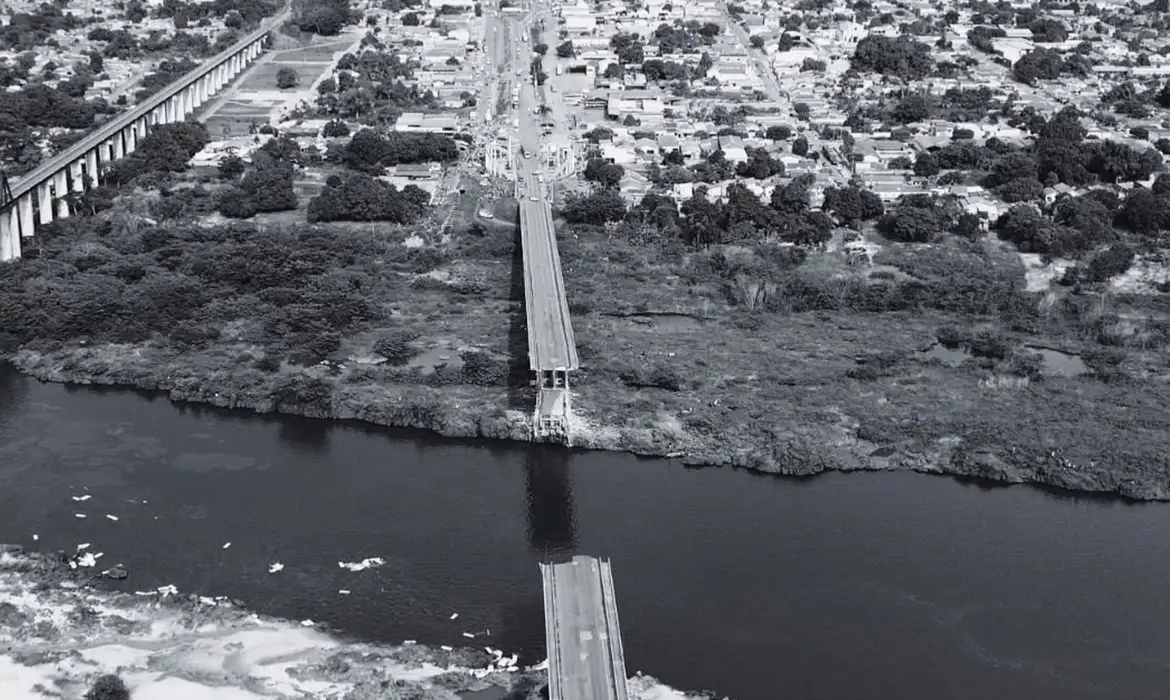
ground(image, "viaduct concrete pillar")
xmin=37 ymin=183 xmax=52 ymax=225
xmin=112 ymin=132 xmax=124 ymax=160
xmin=53 ymin=171 xmax=70 ymax=219
xmin=18 ymin=193 xmax=34 ymax=238
xmin=0 ymin=208 xmax=20 ymax=261
xmin=69 ymin=160 xmax=85 ymax=193
xmin=100 ymin=140 xmax=113 ymax=165
xmin=85 ymin=149 xmax=99 ymax=183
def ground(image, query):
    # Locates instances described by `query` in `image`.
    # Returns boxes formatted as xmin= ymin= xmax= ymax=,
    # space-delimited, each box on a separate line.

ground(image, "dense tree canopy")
xmin=850 ymin=35 xmax=933 ymax=80
xmin=823 ymin=183 xmax=884 ymax=223
xmin=583 ymin=158 xmax=625 ymax=188
xmin=294 ymin=0 xmax=358 ymax=35
xmin=105 ymin=122 xmax=210 ymax=185
xmin=562 ymin=188 xmax=627 ymax=225
xmin=307 ymin=173 xmax=430 ymax=223
xmin=343 ymin=130 xmax=460 ymax=171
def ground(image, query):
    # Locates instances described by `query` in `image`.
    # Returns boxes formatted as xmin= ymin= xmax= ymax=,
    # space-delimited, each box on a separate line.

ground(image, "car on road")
xmin=529 ymin=195 xmax=538 ymax=201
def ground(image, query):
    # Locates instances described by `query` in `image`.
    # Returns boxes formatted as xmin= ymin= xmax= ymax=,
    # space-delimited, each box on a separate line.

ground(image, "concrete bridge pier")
xmin=0 ymin=208 xmax=18 ymax=261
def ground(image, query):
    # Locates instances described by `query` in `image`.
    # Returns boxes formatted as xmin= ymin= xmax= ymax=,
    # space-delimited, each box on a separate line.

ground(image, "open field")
xmin=201 ymin=34 xmax=357 ymax=136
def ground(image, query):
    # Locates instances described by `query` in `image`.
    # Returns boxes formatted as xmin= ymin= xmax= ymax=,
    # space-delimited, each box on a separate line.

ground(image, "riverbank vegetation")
xmin=552 ymin=166 xmax=1170 ymax=497
xmin=1 ymin=186 xmax=530 ymax=429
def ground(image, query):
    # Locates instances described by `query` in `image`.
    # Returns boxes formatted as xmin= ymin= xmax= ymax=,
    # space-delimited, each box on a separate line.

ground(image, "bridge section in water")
xmin=540 ymin=556 xmax=630 ymax=700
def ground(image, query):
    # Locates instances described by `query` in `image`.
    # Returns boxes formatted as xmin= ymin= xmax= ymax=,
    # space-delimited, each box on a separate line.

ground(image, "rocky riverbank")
xmin=8 ymin=329 xmax=1170 ymax=501
xmin=0 ymin=544 xmax=700 ymax=700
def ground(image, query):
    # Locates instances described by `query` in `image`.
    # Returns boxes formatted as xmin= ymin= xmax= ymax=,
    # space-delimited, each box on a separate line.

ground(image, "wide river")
xmin=1 ymin=365 xmax=1168 ymax=700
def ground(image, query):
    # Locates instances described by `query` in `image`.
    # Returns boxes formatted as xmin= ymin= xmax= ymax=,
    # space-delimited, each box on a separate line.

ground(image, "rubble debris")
xmin=102 ymin=565 xmax=128 ymax=580
xmin=72 ymin=552 xmax=103 ymax=569
xmin=338 ymin=558 xmax=384 ymax=572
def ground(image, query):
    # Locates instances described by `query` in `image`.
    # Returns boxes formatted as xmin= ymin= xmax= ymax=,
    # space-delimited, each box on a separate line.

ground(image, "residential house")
xmin=395 ymin=112 xmax=460 ymax=134
xmin=606 ymin=89 xmax=666 ymax=121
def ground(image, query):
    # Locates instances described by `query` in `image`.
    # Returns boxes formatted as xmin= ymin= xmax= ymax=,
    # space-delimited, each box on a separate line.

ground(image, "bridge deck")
xmin=519 ymin=198 xmax=578 ymax=372
xmin=540 ymin=556 xmax=629 ymax=700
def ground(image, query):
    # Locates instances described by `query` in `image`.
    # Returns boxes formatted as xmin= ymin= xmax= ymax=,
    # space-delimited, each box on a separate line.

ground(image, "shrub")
xmin=968 ymin=330 xmax=1012 ymax=360
xmin=217 ymin=154 xmax=245 ymax=179
xmin=460 ymin=350 xmax=508 ymax=386
xmin=322 ymin=119 xmax=349 ymax=137
xmin=1005 ymin=350 xmax=1043 ymax=379
xmin=85 ymin=675 xmax=129 ymax=700
xmin=1081 ymin=243 xmax=1135 ymax=283
xmin=272 ymin=374 xmax=334 ymax=412
xmin=255 ymin=354 xmax=282 ymax=372
xmin=936 ymin=325 xmax=968 ymax=348
xmin=373 ymin=330 xmax=419 ymax=365
xmin=216 ymin=187 xmax=258 ymax=219
xmin=169 ymin=320 xmax=220 ymax=349
xmin=1082 ymin=347 xmax=1125 ymax=380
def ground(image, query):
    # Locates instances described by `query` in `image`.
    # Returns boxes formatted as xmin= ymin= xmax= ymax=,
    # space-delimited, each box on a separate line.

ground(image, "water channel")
xmin=1 ymin=365 xmax=1168 ymax=700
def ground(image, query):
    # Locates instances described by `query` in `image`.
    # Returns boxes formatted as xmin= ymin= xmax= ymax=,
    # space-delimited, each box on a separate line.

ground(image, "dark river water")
xmin=2 ymin=366 xmax=1170 ymax=700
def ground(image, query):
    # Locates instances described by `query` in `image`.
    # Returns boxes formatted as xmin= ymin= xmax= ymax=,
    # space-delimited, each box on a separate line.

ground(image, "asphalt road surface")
xmin=542 ymin=557 xmax=629 ymax=700
xmin=511 ymin=10 xmax=578 ymax=372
